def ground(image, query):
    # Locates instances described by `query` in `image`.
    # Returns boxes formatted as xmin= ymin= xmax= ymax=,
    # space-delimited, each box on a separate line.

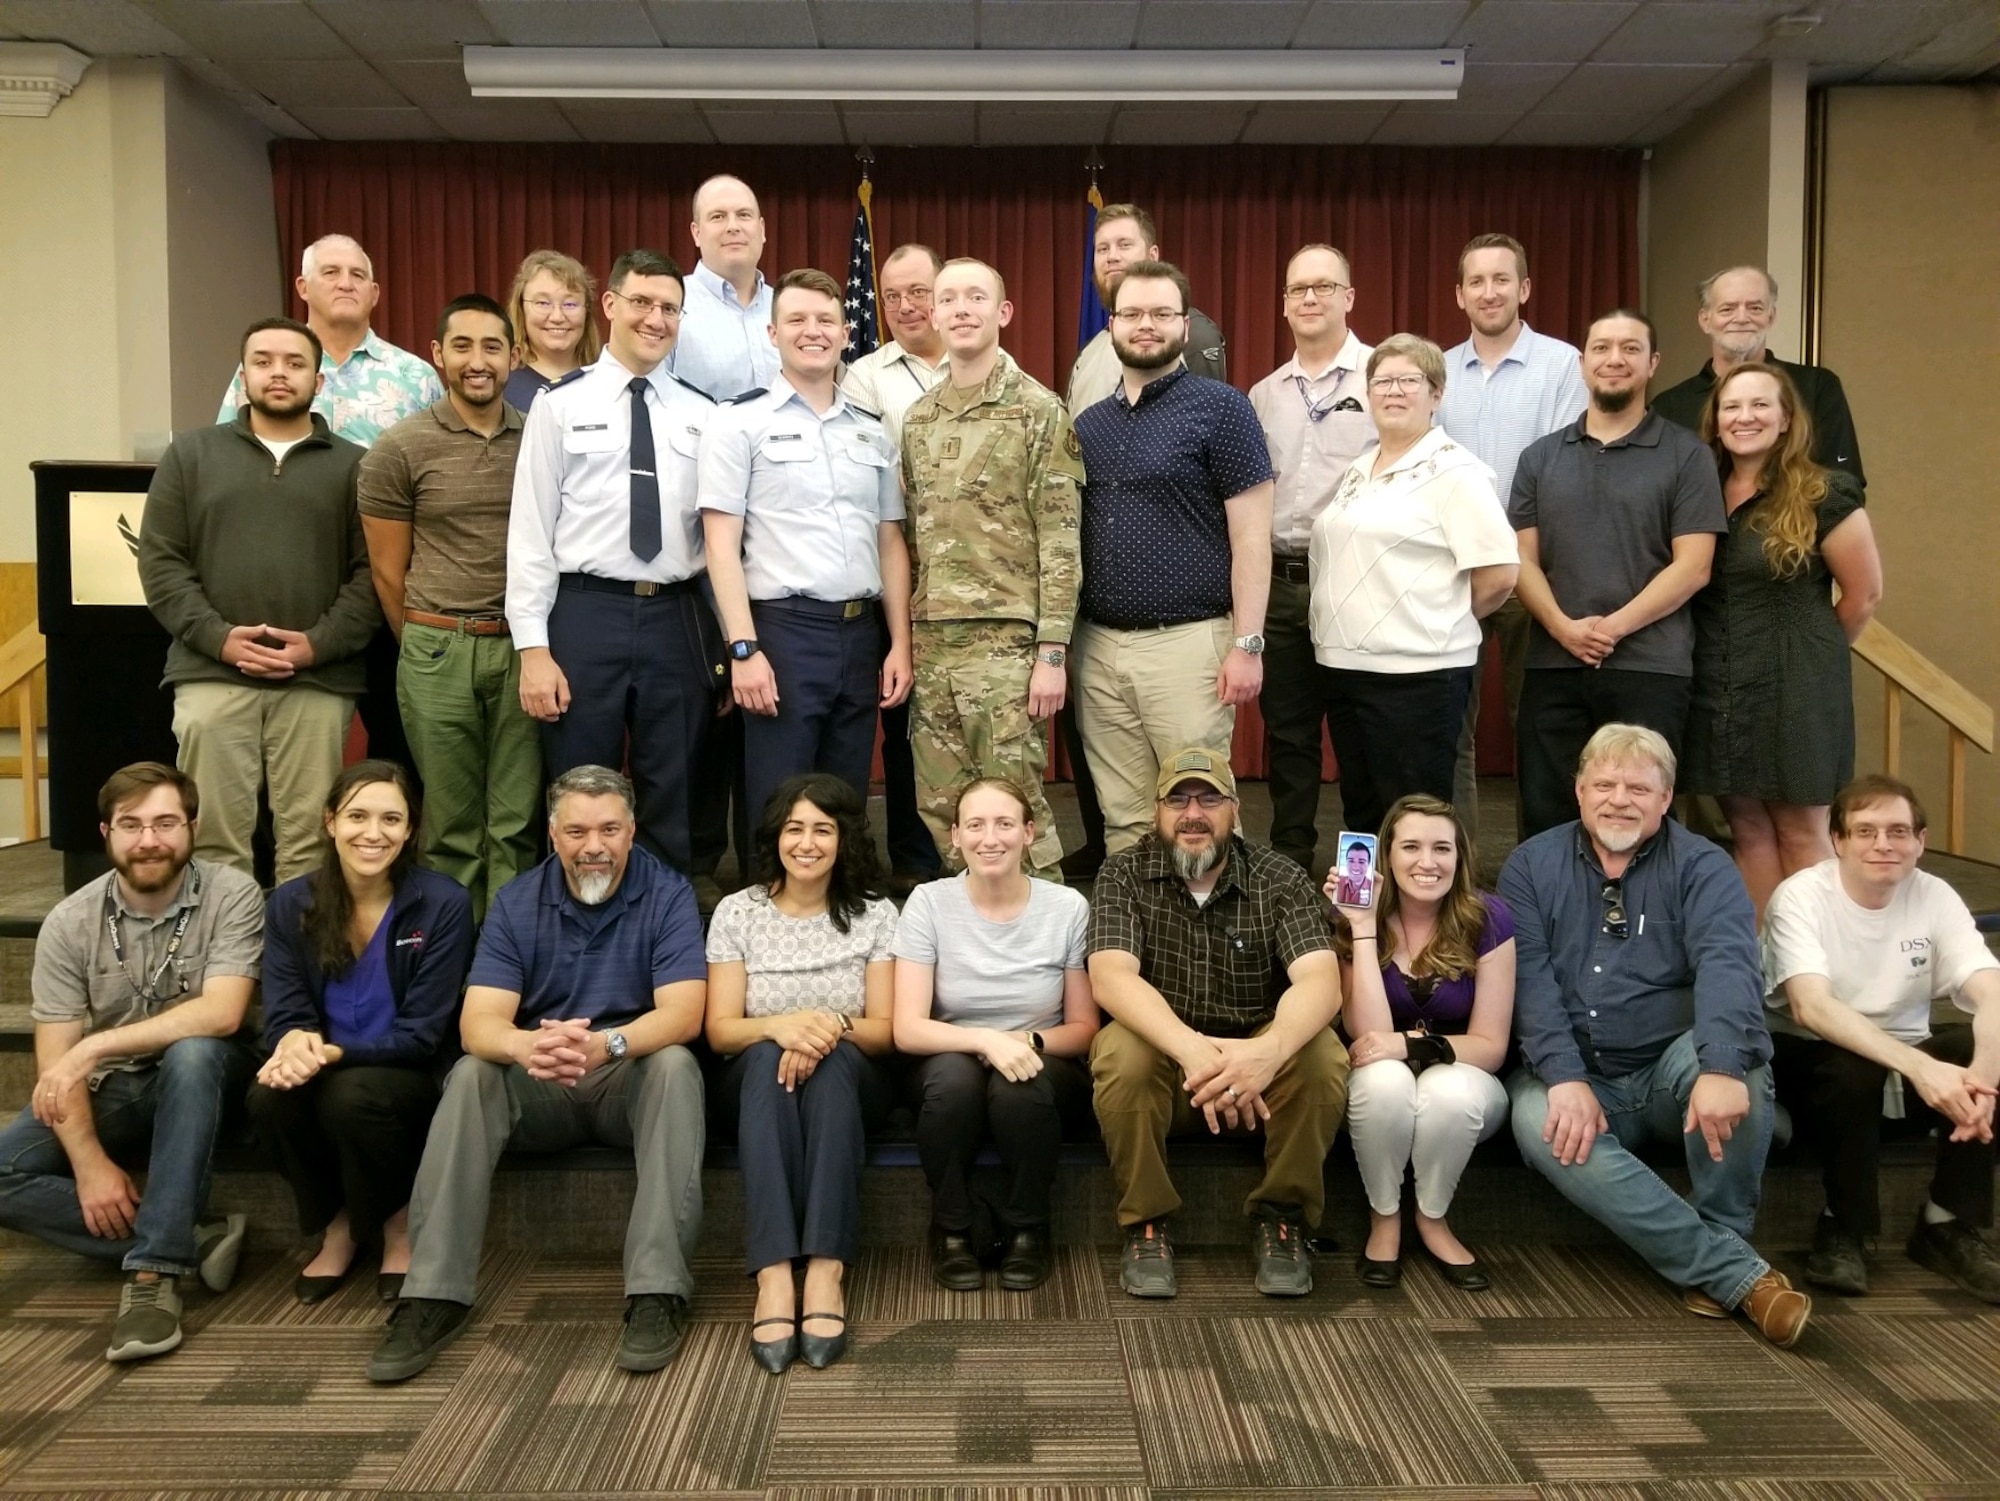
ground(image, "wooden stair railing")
xmin=1851 ymin=618 xmax=1993 ymax=854
xmin=0 ymin=621 xmax=46 ymax=843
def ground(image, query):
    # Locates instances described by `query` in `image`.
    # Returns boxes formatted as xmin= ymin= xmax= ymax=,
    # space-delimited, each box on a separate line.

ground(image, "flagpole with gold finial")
xmin=856 ymin=145 xmax=882 ymax=349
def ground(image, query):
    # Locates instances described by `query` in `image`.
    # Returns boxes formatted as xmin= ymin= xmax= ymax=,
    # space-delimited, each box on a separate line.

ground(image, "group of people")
xmin=4 ymin=175 xmax=1987 ymax=1390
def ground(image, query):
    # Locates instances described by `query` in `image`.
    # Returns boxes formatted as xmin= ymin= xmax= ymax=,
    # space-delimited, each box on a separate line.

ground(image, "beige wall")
xmin=1821 ymin=86 xmax=2000 ymax=860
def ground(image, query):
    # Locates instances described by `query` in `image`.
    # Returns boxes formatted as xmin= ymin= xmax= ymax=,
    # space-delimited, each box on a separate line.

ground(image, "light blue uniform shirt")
xmin=669 ymin=262 xmax=779 ymax=403
xmin=696 ymin=374 xmax=903 ymax=603
xmin=217 ymin=328 xmax=441 ymax=448
xmin=506 ymin=349 xmax=715 ymax=651
xmin=1435 ymin=322 xmax=1588 ymax=503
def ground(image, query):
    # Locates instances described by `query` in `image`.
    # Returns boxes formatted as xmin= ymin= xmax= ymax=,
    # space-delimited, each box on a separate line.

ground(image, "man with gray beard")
xmin=369 ymin=765 xmax=708 ymax=1384
xmin=1085 ymin=748 xmax=1348 ymax=1300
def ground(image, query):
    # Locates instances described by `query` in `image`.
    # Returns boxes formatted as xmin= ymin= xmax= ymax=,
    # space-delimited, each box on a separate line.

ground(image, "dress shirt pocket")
xmin=846 ymin=433 xmax=895 ymax=469
xmin=563 ymin=422 xmax=619 ymax=456
xmin=757 ymin=431 xmax=814 ymax=464
xmin=667 ymin=424 xmax=703 ymax=462
xmin=1623 ymin=918 xmax=1685 ymax=989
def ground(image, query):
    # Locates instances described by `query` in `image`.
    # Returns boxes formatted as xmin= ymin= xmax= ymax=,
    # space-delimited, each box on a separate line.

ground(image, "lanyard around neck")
xmin=104 ymin=865 xmax=201 ymax=1009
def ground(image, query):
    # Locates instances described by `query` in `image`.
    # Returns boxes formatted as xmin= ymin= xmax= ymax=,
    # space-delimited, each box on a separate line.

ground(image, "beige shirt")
xmin=840 ymin=341 xmax=948 ymax=452
xmin=1248 ymin=332 xmax=1376 ymax=555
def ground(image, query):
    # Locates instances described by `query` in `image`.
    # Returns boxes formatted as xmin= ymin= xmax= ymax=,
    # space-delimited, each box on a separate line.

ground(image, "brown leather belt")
xmin=404 ymin=609 xmax=509 ymax=636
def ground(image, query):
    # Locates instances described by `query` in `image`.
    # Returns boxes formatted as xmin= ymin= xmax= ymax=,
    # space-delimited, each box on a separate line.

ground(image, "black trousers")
xmin=715 ymin=1040 xmax=887 ymax=1274
xmin=358 ymin=625 xmax=417 ymax=790
xmin=1772 ymin=1026 xmax=1994 ymax=1236
xmin=1319 ymin=663 xmax=1473 ymax=840
xmin=1516 ymin=668 xmax=1692 ymax=839
xmin=1055 ymin=705 xmax=1107 ymax=855
xmin=246 ymin=1064 xmax=440 ymax=1246
xmin=1261 ymin=566 xmax=1327 ymax=870
xmin=909 ymin=1052 xmax=1092 ymax=1234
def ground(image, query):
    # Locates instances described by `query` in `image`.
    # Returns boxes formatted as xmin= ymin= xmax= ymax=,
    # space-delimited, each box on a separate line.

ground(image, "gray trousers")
xmin=402 ymin=1049 xmax=705 ymax=1307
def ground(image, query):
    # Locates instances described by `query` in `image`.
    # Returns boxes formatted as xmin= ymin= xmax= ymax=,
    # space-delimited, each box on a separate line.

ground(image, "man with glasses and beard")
xmin=0 ymin=763 xmax=261 ymax=1363
xmin=1086 ymin=748 xmax=1348 ymax=1301
xmin=1500 ymin=723 xmax=1809 ymax=1349
xmin=370 ymin=765 xmax=707 ymax=1384
xmin=1070 ymin=261 xmax=1274 ymax=855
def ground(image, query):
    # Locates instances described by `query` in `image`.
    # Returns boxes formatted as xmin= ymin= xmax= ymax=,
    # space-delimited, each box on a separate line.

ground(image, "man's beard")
xmin=112 ymin=849 xmax=189 ymax=895
xmin=248 ymin=386 xmax=315 ymax=420
xmin=1714 ymin=331 xmax=1765 ymax=362
xmin=1591 ymin=820 xmax=1642 ymax=853
xmin=1170 ymin=822 xmax=1225 ymax=880
xmin=1592 ymin=384 xmax=1638 ymax=414
xmin=1114 ymin=331 xmax=1187 ymax=372
xmin=572 ymin=865 xmax=616 ymax=904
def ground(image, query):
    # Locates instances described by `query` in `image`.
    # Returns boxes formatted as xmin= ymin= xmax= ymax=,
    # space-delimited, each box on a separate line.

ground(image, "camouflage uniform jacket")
xmin=900 ymin=351 xmax=1085 ymax=645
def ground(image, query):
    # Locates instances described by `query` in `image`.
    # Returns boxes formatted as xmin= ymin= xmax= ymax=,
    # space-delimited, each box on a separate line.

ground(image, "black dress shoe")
xmin=376 ymin=1273 xmax=406 ymax=1303
xmin=750 ymin=1316 xmax=798 ymax=1374
xmin=1423 ymin=1246 xmax=1490 ymax=1291
xmin=931 ymin=1228 xmax=983 ymax=1291
xmin=999 ymin=1228 xmax=1053 ymax=1292
xmin=295 ymin=1266 xmax=352 ymax=1304
xmin=1355 ymin=1252 xmax=1402 ymax=1289
xmin=799 ymin=1312 xmax=848 ymax=1370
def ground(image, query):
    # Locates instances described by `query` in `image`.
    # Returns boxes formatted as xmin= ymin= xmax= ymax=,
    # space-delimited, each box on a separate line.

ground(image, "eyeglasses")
xmin=1367 ymin=373 xmax=1429 ymax=394
xmin=1111 ymin=307 xmax=1186 ymax=326
xmin=1600 ymin=880 xmax=1628 ymax=939
xmin=1846 ymin=822 xmax=1920 ymax=844
xmin=1284 ymin=280 xmax=1349 ymax=301
xmin=1161 ymin=791 xmax=1228 ymax=810
xmin=525 ymin=297 xmax=585 ymax=317
xmin=608 ymin=289 xmax=683 ymax=321
xmin=111 ymin=816 xmax=188 ymax=837
xmin=882 ymin=289 xmax=933 ymax=309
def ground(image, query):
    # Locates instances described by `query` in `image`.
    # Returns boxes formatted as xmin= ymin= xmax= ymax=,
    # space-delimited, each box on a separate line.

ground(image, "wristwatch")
xmin=728 ymin=638 xmax=760 ymax=662
xmin=1037 ymin=648 xmax=1066 ymax=667
xmin=1029 ymin=1032 xmax=1046 ymax=1053
xmin=838 ymin=1013 xmax=855 ymax=1034
xmin=602 ymin=1029 xmax=628 ymax=1060
xmin=1233 ymin=634 xmax=1266 ymax=655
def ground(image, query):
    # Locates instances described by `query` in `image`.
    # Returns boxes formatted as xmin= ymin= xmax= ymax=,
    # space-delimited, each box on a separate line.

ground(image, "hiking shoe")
xmin=106 ymin=1275 xmax=183 ymax=1362
xmin=367 ymin=1297 xmax=470 ymax=1383
xmin=195 ymin=1213 xmax=248 ymax=1294
xmin=1120 ymin=1219 xmax=1177 ymax=1299
xmin=617 ymin=1293 xmax=690 ymax=1372
xmin=1252 ymin=1208 xmax=1313 ymax=1296
xmin=1741 ymin=1269 xmax=1812 ymax=1348
xmin=1805 ymin=1214 xmax=1869 ymax=1296
xmin=1908 ymin=1216 xmax=2000 ymax=1304
xmin=1682 ymin=1287 xmax=1729 ymax=1319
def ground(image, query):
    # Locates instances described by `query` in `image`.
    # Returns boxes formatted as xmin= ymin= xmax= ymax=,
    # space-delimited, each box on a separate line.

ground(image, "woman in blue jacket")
xmin=246 ymin=760 xmax=473 ymax=1303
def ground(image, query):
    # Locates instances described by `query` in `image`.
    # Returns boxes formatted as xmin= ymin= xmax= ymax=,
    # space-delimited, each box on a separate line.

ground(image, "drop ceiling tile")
xmin=143 ymin=0 xmax=356 ymax=59
xmin=974 ymin=101 xmax=1113 ymax=143
xmin=224 ymin=57 xmax=411 ymax=108
xmin=1593 ymin=1 xmax=1778 ymax=65
xmin=1537 ymin=60 xmax=1723 ymax=113
xmin=1109 ymin=103 xmax=1251 ymax=144
xmin=1498 ymin=110 xmax=1642 ymax=145
xmin=476 ymin=0 xmax=661 ymax=47
xmin=1293 ymin=1 xmax=1469 ymax=48
xmin=1136 ymin=1 xmax=1308 ymax=49
xmin=0 ymin=0 xmax=193 ymax=54
xmin=287 ymin=104 xmax=446 ymax=138
xmin=1455 ymin=61 xmax=1572 ymax=109
xmin=703 ymin=101 xmax=846 ymax=142
xmin=977 ymin=1 xmax=1139 ymax=49
xmin=642 ymin=0 xmax=818 ymax=47
xmin=1765 ymin=0 xmax=1979 ymax=64
xmin=428 ymin=101 xmax=581 ymax=139
xmin=309 ymin=0 xmax=496 ymax=58
xmin=559 ymin=99 xmax=715 ymax=140
xmin=1663 ymin=59 xmax=1756 ymax=115
xmin=1367 ymin=106 xmax=1521 ymax=144
xmin=813 ymin=0 xmax=975 ymax=48
xmin=841 ymin=102 xmax=977 ymax=145
xmin=376 ymin=58 xmax=473 ymax=108
xmin=1239 ymin=100 xmax=1394 ymax=142
xmin=174 ymin=52 xmax=314 ymax=132
xmin=1893 ymin=2 xmax=2000 ymax=67
xmin=1446 ymin=1 xmax=1637 ymax=64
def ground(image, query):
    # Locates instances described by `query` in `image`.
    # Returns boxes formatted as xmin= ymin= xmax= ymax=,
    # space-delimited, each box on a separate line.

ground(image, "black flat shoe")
xmin=294 ymin=1266 xmax=352 ymax=1304
xmin=1423 ymin=1246 xmax=1490 ymax=1291
xmin=1355 ymin=1252 xmax=1402 ymax=1289
xmin=799 ymin=1312 xmax=847 ymax=1370
xmin=999 ymin=1228 xmax=1052 ymax=1292
xmin=376 ymin=1273 xmax=406 ymax=1303
xmin=931 ymin=1229 xmax=982 ymax=1291
xmin=750 ymin=1316 xmax=798 ymax=1374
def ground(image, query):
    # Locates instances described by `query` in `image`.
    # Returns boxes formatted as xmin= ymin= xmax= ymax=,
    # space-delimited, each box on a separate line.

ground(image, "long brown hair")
xmin=1701 ymin=363 xmax=1828 ymax=579
xmin=301 ymin=760 xmax=419 ymax=977
xmin=1333 ymin=794 xmax=1489 ymax=979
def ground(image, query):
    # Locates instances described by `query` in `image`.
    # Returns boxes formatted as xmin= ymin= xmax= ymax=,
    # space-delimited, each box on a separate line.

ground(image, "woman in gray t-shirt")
xmin=893 ymin=778 xmax=1099 ymax=1293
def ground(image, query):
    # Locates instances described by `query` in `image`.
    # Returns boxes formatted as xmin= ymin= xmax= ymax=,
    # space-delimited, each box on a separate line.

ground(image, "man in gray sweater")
xmin=139 ymin=317 xmax=380 ymax=883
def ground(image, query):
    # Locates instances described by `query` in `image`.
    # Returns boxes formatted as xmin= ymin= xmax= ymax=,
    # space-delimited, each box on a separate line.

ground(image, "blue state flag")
xmin=843 ymin=178 xmax=881 ymax=364
xmin=1076 ymin=182 xmax=1109 ymax=350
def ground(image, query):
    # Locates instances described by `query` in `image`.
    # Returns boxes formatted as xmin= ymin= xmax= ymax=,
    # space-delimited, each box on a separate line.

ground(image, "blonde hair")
xmin=1700 ymin=363 xmax=1828 ymax=580
xmin=507 ymin=249 xmax=604 ymax=368
xmin=1577 ymin=723 xmax=1676 ymax=789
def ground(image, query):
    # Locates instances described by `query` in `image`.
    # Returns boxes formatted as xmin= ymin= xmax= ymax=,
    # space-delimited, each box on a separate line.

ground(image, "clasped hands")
xmin=220 ymin=622 xmax=316 ymax=680
xmin=256 ymin=1029 xmax=346 ymax=1089
xmin=1913 ymin=1057 xmax=1999 ymax=1144
xmin=519 ymin=1017 xmax=613 ymax=1085
xmin=765 ymin=1009 xmax=849 ymax=1092
xmin=1551 ymin=613 xmax=1623 ymax=668
xmin=1179 ymin=1033 xmax=1281 ymax=1133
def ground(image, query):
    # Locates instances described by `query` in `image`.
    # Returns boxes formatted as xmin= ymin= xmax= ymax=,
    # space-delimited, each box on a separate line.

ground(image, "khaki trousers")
xmin=171 ymin=680 xmax=353 ymax=884
xmin=1089 ymin=1019 xmax=1351 ymax=1229
xmin=1070 ymin=618 xmax=1237 ymax=854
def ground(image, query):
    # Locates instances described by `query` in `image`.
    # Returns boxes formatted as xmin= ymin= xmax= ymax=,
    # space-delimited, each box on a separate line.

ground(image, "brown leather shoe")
xmin=1739 ymin=1269 xmax=1811 ymax=1348
xmin=1682 ymin=1287 xmax=1729 ymax=1319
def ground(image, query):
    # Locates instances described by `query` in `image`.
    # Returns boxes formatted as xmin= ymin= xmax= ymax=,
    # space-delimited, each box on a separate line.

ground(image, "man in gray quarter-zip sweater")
xmin=140 ymin=317 xmax=380 ymax=885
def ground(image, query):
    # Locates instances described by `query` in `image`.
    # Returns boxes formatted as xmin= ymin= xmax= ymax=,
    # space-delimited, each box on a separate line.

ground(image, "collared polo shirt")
xmin=217 ymin=328 xmax=442 ymax=448
xmin=669 ymin=262 xmax=779 ymax=403
xmin=1436 ymin=323 xmax=1588 ymax=503
xmin=505 ymin=349 xmax=716 ymax=652
xmin=1248 ymin=332 xmax=1377 ymax=554
xmin=839 ymin=340 xmax=948 ymax=451
xmin=1498 ymin=819 xmax=1768 ymax=1086
xmin=1087 ymin=833 xmax=1333 ymax=1038
xmin=696 ymin=375 xmax=903 ymax=602
xmin=1074 ymin=367 xmax=1273 ymax=629
xmin=1508 ymin=409 xmax=1726 ymax=676
xmin=468 ymin=847 xmax=705 ymax=1030
xmin=1651 ymin=353 xmax=1865 ymax=486
xmin=358 ymin=397 xmax=525 ymax=616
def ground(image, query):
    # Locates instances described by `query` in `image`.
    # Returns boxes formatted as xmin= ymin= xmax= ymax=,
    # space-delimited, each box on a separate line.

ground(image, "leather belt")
xmin=403 ymin=609 xmax=509 ymax=636
xmin=1271 ymin=552 xmax=1312 ymax=584
xmin=756 ymin=596 xmax=876 ymax=621
xmin=559 ymin=571 xmax=698 ymax=598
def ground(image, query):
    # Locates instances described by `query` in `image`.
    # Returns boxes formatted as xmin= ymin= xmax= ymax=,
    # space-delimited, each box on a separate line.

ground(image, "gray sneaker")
xmin=196 ymin=1213 xmax=249 ymax=1294
xmin=1252 ymin=1208 xmax=1313 ymax=1296
xmin=106 ymin=1275 xmax=183 ymax=1362
xmin=1120 ymin=1219 xmax=1177 ymax=1299
xmin=1805 ymin=1213 xmax=1869 ymax=1296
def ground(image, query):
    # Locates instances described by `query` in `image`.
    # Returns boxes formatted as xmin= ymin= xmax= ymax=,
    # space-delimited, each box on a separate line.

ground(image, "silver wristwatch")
xmin=1233 ymin=634 xmax=1265 ymax=655
xmin=1037 ymin=647 xmax=1066 ymax=667
xmin=602 ymin=1029 xmax=629 ymax=1061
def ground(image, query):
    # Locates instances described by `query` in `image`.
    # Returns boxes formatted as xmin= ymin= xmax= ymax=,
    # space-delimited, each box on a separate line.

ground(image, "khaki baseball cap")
xmin=1155 ymin=747 xmax=1237 ymax=800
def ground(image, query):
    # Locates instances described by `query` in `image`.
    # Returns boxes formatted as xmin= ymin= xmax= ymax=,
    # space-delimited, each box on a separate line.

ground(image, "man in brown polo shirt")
xmin=359 ymin=293 xmax=538 ymax=915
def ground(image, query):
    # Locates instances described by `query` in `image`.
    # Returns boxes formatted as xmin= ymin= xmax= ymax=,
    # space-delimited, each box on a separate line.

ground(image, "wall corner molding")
xmin=0 ymin=43 xmax=92 ymax=118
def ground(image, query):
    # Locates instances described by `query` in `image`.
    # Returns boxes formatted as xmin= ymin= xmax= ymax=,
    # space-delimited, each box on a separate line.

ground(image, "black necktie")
xmin=628 ymin=376 xmax=662 ymax=562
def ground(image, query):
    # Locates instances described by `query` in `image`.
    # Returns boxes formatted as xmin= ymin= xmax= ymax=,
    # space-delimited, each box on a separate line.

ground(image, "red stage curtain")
xmin=270 ymin=141 xmax=1640 ymax=779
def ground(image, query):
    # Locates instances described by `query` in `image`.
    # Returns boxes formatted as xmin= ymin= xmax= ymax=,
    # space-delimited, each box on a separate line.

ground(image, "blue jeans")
xmin=0 ymin=1036 xmax=251 ymax=1277
xmin=1508 ymin=1031 xmax=1775 ymax=1308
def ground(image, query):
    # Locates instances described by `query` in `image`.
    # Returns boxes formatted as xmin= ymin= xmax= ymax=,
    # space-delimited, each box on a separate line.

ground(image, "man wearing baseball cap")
xmin=1085 ymin=746 xmax=1348 ymax=1298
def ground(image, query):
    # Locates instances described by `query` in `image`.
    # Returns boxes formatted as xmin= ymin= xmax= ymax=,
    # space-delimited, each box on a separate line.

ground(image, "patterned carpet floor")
xmin=3 ymin=1236 xmax=1998 ymax=1500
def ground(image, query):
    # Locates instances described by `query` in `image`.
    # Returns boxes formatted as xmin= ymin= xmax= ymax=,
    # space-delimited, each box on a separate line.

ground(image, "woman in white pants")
xmin=1330 ymin=794 xmax=1515 ymax=1290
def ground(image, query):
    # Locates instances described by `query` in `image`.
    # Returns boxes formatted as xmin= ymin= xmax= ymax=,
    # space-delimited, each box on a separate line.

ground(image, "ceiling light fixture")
xmin=1766 ymin=13 xmax=1823 ymax=38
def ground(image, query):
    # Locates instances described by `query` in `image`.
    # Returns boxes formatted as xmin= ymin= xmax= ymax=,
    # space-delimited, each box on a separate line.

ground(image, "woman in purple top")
xmin=247 ymin=762 xmax=473 ymax=1305
xmin=1328 ymin=794 xmax=1515 ymax=1291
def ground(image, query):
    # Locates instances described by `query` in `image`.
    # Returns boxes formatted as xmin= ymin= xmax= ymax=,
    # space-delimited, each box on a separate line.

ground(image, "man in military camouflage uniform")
xmin=900 ymin=258 xmax=1084 ymax=878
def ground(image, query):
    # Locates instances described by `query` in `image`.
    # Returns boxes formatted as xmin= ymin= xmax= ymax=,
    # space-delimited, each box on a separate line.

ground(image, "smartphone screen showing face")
xmin=1332 ymin=832 xmax=1379 ymax=908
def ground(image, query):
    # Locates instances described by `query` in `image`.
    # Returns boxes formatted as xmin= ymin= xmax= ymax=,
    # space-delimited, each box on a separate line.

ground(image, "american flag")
xmin=1077 ymin=181 xmax=1110 ymax=349
xmin=843 ymin=177 xmax=881 ymax=363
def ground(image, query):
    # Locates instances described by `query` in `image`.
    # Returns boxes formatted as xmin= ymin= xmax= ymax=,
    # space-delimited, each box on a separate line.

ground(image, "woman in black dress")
xmin=1686 ymin=364 xmax=1882 ymax=917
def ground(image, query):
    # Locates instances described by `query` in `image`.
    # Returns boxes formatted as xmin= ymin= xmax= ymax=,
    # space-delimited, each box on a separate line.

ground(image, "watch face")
xmin=730 ymin=640 xmax=756 ymax=661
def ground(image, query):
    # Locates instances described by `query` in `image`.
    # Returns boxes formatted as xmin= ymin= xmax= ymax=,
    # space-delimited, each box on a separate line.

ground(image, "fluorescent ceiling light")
xmin=462 ymin=47 xmax=1464 ymax=103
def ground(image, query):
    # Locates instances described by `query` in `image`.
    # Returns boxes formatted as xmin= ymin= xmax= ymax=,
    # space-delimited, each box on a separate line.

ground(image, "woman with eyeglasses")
xmin=504 ymin=249 xmax=603 ymax=409
xmin=1308 ymin=334 xmax=1520 ymax=837
xmin=1328 ymin=793 xmax=1515 ymax=1290
xmin=247 ymin=761 xmax=474 ymax=1304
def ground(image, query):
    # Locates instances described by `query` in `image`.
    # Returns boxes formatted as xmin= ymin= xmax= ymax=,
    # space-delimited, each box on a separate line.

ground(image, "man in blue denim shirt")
xmin=1499 ymin=723 xmax=1811 ymax=1348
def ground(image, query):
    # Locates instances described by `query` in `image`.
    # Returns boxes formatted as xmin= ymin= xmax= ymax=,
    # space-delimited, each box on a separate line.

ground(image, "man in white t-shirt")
xmin=1764 ymin=774 xmax=2000 ymax=1302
